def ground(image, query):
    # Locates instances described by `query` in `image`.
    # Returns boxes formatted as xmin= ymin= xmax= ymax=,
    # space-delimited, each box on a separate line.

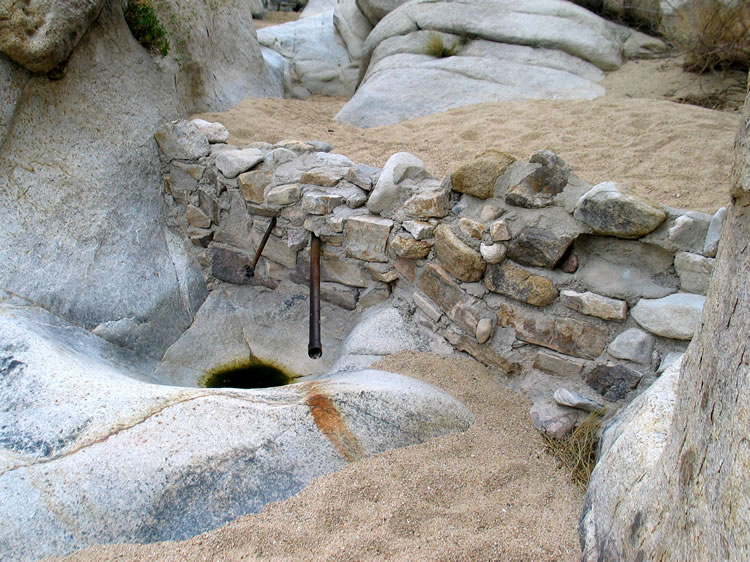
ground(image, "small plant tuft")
xmin=124 ymin=0 xmax=170 ymax=57
xmin=424 ymin=32 xmax=460 ymax=58
xmin=667 ymin=0 xmax=749 ymax=72
xmin=542 ymin=409 xmax=604 ymax=491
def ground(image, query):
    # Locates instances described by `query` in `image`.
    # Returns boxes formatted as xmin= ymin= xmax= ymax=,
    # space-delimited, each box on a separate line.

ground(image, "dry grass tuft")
xmin=667 ymin=0 xmax=750 ymax=72
xmin=424 ymin=32 xmax=460 ymax=58
xmin=542 ymin=410 xmax=604 ymax=491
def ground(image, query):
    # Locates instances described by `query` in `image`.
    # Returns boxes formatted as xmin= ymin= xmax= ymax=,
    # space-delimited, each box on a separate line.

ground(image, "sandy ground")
xmin=57 ymin=25 xmax=747 ymax=562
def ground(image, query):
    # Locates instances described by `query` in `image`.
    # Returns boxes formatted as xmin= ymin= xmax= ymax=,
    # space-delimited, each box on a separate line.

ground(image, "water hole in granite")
xmin=199 ymin=358 xmax=298 ymax=389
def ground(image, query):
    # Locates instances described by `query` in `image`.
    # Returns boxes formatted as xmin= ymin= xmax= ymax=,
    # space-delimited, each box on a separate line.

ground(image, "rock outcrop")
xmin=581 ymin=79 xmax=750 ymax=560
xmin=0 ymin=298 xmax=472 ymax=560
xmin=0 ymin=1 xmax=279 ymax=358
xmin=334 ymin=0 xmax=640 ymax=127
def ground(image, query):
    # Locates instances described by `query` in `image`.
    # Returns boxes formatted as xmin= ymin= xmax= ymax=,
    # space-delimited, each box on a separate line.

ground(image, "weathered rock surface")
xmin=674 ymin=251 xmax=715 ymax=295
xmin=345 ymin=215 xmax=394 ymax=262
xmin=485 ymin=261 xmax=558 ymax=307
xmin=631 ymin=293 xmax=706 ymax=340
xmin=703 ymin=206 xmax=727 ymax=257
xmin=585 ymin=364 xmax=642 ymax=401
xmin=560 ymin=290 xmax=627 ymax=321
xmin=257 ymin=10 xmax=358 ymax=98
xmin=506 ymin=226 xmax=573 ymax=268
xmin=451 ymin=150 xmax=516 ymax=199
xmin=334 ymin=0 xmax=375 ymax=61
xmin=0 ymin=0 xmax=107 ymax=73
xmin=0 ymin=300 xmax=472 ymax=560
xmin=607 ymin=328 xmax=654 ymax=364
xmin=434 ymin=224 xmax=486 ymax=282
xmin=497 ymin=303 xmax=608 ymax=359
xmin=553 ymin=388 xmax=604 ymax=413
xmin=574 ymin=182 xmax=666 ymax=238
xmin=418 ymin=263 xmax=485 ymax=335
xmin=335 ymin=0 xmax=628 ymax=127
xmin=530 ymin=399 xmax=580 ymax=438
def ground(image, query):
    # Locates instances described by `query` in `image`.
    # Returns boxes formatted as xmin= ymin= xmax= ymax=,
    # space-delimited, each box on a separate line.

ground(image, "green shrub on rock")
xmin=124 ymin=0 xmax=170 ymax=56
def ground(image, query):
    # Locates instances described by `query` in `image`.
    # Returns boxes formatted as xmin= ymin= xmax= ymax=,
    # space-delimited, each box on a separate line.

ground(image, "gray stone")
xmin=169 ymin=161 xmax=203 ymax=198
xmin=573 ymin=182 xmax=666 ymax=238
xmin=484 ymin=261 xmax=558 ymax=307
xmin=444 ymin=330 xmax=521 ymax=375
xmin=585 ymin=364 xmax=642 ymax=401
xmin=190 ymin=119 xmax=229 ymax=143
xmin=451 ymin=150 xmax=516 ymax=200
xmin=251 ymin=231 xmax=299 ymax=269
xmin=505 ymin=163 xmax=569 ymax=208
xmin=333 ymin=0 xmax=374 ymax=61
xmin=402 ymin=220 xmax=434 ymax=240
xmin=357 ymin=0 xmax=409 ymax=25
xmin=560 ymin=290 xmax=627 ymax=321
xmin=575 ymin=237 xmax=678 ymax=301
xmin=0 ymin=0 xmax=107 ymax=73
xmin=321 ymin=282 xmax=358 ymax=310
xmin=367 ymin=152 xmax=428 ymax=215
xmin=321 ymin=258 xmax=369 ymax=288
xmin=506 ymin=227 xmax=573 ymax=269
xmin=608 ymin=328 xmax=655 ymax=365
xmin=533 ymin=350 xmax=587 ymax=377
xmin=480 ymin=204 xmax=504 ymax=222
xmin=674 ymin=251 xmax=715 ymax=295
xmin=266 ymin=183 xmax=303 ymax=206
xmin=358 ymin=284 xmax=391 ymax=308
xmin=336 ymin=181 xmax=368 ymax=208
xmin=211 ymin=247 xmax=253 ymax=284
xmin=185 ymin=205 xmax=211 ymax=229
xmin=631 ymin=293 xmax=706 ymax=340
xmin=657 ymin=351 xmax=683 ymax=374
xmin=155 ymin=120 xmax=211 ymax=160
xmin=530 ymin=399 xmax=580 ymax=438
xmin=264 ymin=147 xmax=298 ymax=168
xmin=344 ymin=163 xmax=379 ymax=190
xmin=667 ymin=211 xmax=712 ymax=253
xmin=213 ymin=191 xmax=253 ymax=250
xmin=703 ymin=206 xmax=727 ymax=258
xmin=345 ymin=215 xmax=394 ymax=262
xmin=497 ymin=303 xmax=608 ymax=359
xmin=301 ymin=166 xmax=349 ymax=187
xmin=215 ymin=148 xmax=264 ymax=179
xmin=433 ymin=224 xmax=486 ymax=283
xmin=553 ymin=388 xmax=604 ymax=413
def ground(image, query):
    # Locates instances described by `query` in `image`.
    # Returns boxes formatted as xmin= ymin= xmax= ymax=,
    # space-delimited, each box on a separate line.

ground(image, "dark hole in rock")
xmin=200 ymin=359 xmax=296 ymax=389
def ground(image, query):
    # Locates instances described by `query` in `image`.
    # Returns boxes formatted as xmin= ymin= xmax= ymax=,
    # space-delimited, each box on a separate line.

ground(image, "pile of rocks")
xmin=157 ymin=118 xmax=724 ymax=437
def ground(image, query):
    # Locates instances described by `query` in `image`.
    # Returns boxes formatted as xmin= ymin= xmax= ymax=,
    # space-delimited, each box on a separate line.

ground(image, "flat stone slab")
xmin=0 ymin=301 xmax=472 ymax=560
xmin=631 ymin=293 xmax=706 ymax=340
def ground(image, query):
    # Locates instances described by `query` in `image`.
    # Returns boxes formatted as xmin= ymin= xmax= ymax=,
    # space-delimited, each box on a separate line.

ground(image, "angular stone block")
xmin=506 ymin=226 xmax=572 ymax=269
xmin=434 ymin=224 xmax=485 ymax=282
xmin=497 ymin=304 xmax=608 ymax=359
xmin=215 ymin=148 xmax=264 ymax=179
xmin=418 ymin=263 xmax=484 ymax=335
xmin=391 ymin=235 xmax=431 ymax=259
xmin=238 ymin=170 xmax=272 ymax=204
xmin=266 ymin=183 xmax=303 ymax=206
xmin=302 ymin=190 xmax=345 ymax=215
xmin=607 ymin=328 xmax=654 ymax=365
xmin=451 ymin=150 xmax=516 ymax=199
xmin=484 ymin=261 xmax=558 ymax=307
xmin=560 ymin=289 xmax=627 ymax=321
xmin=533 ymin=350 xmax=587 ymax=377
xmin=674 ymin=251 xmax=715 ymax=295
xmin=345 ymin=215 xmax=393 ymax=263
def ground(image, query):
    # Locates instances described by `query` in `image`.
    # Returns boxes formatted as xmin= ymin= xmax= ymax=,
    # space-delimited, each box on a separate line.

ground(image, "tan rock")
xmin=265 ymin=183 xmax=302 ymax=206
xmin=490 ymin=220 xmax=511 ymax=241
xmin=475 ymin=318 xmax=494 ymax=344
xmin=451 ymin=150 xmax=516 ymax=199
xmin=238 ymin=170 xmax=271 ymax=204
xmin=497 ymin=303 xmax=609 ymax=359
xmin=185 ymin=204 xmax=211 ymax=229
xmin=345 ymin=215 xmax=394 ymax=262
xmin=300 ymin=166 xmax=348 ymax=187
xmin=434 ymin=224 xmax=485 ymax=282
xmin=403 ymin=182 xmax=451 ymax=218
xmin=391 ymin=235 xmax=432 ymax=259
xmin=560 ymin=290 xmax=628 ymax=321
xmin=302 ymin=191 xmax=345 ymax=215
xmin=366 ymin=264 xmax=399 ymax=283
xmin=484 ymin=261 xmax=558 ymax=307
xmin=444 ymin=330 xmax=520 ymax=375
xmin=458 ymin=218 xmax=485 ymax=240
xmin=418 ymin=263 xmax=484 ymax=334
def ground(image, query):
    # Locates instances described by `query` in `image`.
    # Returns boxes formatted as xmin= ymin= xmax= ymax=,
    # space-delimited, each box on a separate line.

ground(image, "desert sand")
xmin=57 ymin=41 xmax=746 ymax=562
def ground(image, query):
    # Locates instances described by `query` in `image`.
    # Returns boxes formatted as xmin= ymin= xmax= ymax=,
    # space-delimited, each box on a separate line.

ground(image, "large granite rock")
xmin=0 ymin=301 xmax=472 ymax=560
xmin=580 ymin=82 xmax=750 ymax=561
xmin=335 ymin=0 xmax=628 ymax=127
xmin=257 ymin=10 xmax=358 ymax=98
xmin=0 ymin=2 xmax=209 ymax=358
xmin=334 ymin=0 xmax=374 ymax=61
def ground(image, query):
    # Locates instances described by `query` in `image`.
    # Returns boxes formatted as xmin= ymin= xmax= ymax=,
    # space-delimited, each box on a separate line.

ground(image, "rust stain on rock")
xmin=306 ymin=385 xmax=364 ymax=463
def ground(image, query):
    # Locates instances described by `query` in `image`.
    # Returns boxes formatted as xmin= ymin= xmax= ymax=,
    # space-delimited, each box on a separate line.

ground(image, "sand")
xmin=57 ymin=45 xmax=746 ymax=562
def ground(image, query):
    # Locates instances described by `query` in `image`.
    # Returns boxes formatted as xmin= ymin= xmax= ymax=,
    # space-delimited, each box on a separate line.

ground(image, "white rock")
xmin=703 ymin=206 xmax=727 ymax=258
xmin=480 ymin=242 xmax=507 ymax=264
xmin=190 ymin=119 xmax=230 ymax=143
xmin=402 ymin=220 xmax=435 ymax=240
xmin=553 ymin=388 xmax=604 ymax=413
xmin=608 ymin=328 xmax=655 ymax=365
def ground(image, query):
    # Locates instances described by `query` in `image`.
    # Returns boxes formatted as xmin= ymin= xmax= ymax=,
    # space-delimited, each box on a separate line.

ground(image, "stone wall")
xmin=155 ymin=118 xmax=725 ymax=436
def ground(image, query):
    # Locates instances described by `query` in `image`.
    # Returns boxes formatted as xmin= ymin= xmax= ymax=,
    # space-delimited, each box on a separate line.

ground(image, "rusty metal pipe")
xmin=308 ymin=233 xmax=322 ymax=359
xmin=246 ymin=217 xmax=277 ymax=278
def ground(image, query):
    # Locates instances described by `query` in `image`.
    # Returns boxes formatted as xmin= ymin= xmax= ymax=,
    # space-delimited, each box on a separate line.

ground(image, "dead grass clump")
xmin=424 ymin=32 xmax=460 ymax=58
xmin=667 ymin=0 xmax=750 ymax=72
xmin=542 ymin=410 xmax=604 ymax=491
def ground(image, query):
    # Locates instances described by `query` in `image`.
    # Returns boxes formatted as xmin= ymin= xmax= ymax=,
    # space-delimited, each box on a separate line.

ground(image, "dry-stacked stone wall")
xmin=155 ymin=119 xmax=726 ymax=436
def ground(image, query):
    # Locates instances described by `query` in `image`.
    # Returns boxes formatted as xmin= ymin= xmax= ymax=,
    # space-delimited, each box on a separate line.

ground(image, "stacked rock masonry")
xmin=157 ymin=119 xmax=724 ymax=437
